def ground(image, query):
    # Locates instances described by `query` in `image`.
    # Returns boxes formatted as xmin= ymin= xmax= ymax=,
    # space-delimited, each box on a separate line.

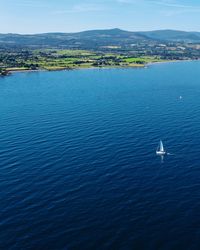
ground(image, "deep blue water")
xmin=1 ymin=61 xmax=200 ymax=250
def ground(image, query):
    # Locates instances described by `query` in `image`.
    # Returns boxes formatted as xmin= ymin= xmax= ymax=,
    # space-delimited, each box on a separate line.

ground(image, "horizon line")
xmin=1 ymin=27 xmax=200 ymax=35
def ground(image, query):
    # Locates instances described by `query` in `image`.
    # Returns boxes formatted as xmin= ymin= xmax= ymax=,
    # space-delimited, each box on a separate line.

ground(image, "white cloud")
xmin=116 ymin=0 xmax=200 ymax=9
xmin=149 ymin=0 xmax=199 ymax=9
xmin=54 ymin=3 xmax=105 ymax=14
xmin=115 ymin=0 xmax=200 ymax=15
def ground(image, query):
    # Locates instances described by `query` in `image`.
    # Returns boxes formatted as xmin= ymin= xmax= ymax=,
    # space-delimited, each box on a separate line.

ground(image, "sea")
xmin=1 ymin=61 xmax=200 ymax=249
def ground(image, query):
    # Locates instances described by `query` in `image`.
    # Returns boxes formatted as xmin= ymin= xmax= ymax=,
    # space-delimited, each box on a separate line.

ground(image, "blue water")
xmin=1 ymin=61 xmax=200 ymax=249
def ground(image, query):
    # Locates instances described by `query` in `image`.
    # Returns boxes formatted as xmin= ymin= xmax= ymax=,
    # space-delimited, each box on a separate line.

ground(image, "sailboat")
xmin=156 ymin=140 xmax=166 ymax=155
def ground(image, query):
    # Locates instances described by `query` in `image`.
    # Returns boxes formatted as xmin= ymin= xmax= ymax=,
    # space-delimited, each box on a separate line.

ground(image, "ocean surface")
xmin=1 ymin=61 xmax=200 ymax=250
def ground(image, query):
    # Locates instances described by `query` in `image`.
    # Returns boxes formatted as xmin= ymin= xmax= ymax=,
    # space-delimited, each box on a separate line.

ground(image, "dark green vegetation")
xmin=0 ymin=49 xmax=165 ymax=72
xmin=0 ymin=68 xmax=9 ymax=76
xmin=1 ymin=29 xmax=200 ymax=74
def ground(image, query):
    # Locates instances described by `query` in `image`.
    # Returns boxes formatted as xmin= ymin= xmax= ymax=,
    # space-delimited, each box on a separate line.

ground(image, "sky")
xmin=1 ymin=0 xmax=200 ymax=34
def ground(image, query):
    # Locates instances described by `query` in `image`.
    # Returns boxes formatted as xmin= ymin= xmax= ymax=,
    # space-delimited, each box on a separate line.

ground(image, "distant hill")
xmin=0 ymin=29 xmax=147 ymax=49
xmin=138 ymin=30 xmax=200 ymax=43
xmin=0 ymin=28 xmax=200 ymax=49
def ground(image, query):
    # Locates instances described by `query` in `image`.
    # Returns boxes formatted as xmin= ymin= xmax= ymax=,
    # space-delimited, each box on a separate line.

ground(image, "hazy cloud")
xmin=116 ymin=0 xmax=200 ymax=9
xmin=54 ymin=3 xmax=105 ymax=14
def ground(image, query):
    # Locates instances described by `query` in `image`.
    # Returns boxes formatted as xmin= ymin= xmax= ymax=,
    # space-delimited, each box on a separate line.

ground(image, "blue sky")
xmin=1 ymin=0 xmax=200 ymax=33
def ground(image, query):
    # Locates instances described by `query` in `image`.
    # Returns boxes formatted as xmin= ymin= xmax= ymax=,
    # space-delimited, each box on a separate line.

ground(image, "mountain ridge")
xmin=1 ymin=28 xmax=200 ymax=49
xmin=1 ymin=28 xmax=200 ymax=35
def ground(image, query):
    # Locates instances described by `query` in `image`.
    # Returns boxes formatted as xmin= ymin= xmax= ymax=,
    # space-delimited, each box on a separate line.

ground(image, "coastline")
xmin=1 ymin=59 xmax=199 ymax=76
xmin=4 ymin=64 xmax=145 ymax=75
xmin=147 ymin=58 xmax=200 ymax=66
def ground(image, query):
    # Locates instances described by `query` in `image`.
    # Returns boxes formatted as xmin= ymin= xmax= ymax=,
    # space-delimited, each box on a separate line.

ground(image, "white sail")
xmin=160 ymin=140 xmax=164 ymax=152
xmin=156 ymin=140 xmax=166 ymax=155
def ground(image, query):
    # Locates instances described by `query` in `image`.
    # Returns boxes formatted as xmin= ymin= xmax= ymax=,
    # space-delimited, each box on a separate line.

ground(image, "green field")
xmin=0 ymin=49 xmax=170 ymax=74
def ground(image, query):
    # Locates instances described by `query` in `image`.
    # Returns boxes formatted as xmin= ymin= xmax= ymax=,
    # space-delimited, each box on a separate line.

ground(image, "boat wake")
xmin=167 ymin=152 xmax=174 ymax=155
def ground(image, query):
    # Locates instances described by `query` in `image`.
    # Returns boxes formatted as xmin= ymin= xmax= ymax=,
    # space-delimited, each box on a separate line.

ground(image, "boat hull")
xmin=156 ymin=151 xmax=166 ymax=155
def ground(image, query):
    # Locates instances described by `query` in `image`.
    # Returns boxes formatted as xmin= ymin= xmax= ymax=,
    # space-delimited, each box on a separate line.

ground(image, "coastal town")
xmin=1 ymin=29 xmax=200 ymax=75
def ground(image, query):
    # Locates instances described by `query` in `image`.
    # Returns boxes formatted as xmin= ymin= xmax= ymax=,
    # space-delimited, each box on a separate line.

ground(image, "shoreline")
xmin=147 ymin=58 xmax=200 ymax=66
xmin=2 ymin=59 xmax=199 ymax=76
xmin=5 ymin=64 xmax=145 ymax=75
